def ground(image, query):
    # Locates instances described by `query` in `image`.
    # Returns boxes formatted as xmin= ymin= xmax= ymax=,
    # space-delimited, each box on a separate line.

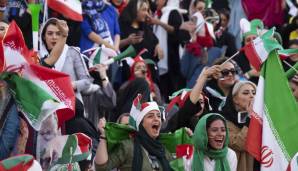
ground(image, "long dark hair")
xmin=119 ymin=0 xmax=149 ymax=24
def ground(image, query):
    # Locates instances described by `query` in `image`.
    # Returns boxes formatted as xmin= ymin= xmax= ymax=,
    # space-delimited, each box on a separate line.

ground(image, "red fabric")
xmin=128 ymin=57 xmax=155 ymax=93
xmin=185 ymin=24 xmax=214 ymax=57
xmin=246 ymin=111 xmax=262 ymax=161
xmin=176 ymin=144 xmax=194 ymax=159
xmin=242 ymin=0 xmax=284 ymax=27
xmin=116 ymin=1 xmax=127 ymax=14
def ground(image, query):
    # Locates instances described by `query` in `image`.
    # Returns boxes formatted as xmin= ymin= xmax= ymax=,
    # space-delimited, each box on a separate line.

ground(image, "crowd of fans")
xmin=0 ymin=0 xmax=298 ymax=170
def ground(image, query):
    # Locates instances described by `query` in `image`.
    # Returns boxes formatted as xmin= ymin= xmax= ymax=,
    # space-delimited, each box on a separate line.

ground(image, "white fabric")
xmin=252 ymin=37 xmax=269 ymax=62
xmin=203 ymin=148 xmax=237 ymax=171
xmin=135 ymin=102 xmax=160 ymax=130
xmin=185 ymin=148 xmax=237 ymax=171
xmin=192 ymin=12 xmax=205 ymax=33
xmin=239 ymin=18 xmax=251 ymax=36
xmin=154 ymin=0 xmax=187 ymax=75
xmin=28 ymin=160 xmax=42 ymax=171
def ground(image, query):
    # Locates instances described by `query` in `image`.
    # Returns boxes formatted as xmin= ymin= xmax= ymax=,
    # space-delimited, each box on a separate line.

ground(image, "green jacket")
xmin=95 ymin=139 xmax=173 ymax=171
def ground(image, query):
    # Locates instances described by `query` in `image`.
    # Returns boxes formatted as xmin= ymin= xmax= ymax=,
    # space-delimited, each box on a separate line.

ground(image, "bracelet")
xmin=99 ymin=136 xmax=107 ymax=140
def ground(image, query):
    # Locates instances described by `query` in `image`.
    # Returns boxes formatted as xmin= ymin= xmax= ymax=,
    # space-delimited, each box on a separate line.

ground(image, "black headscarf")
xmin=132 ymin=124 xmax=172 ymax=171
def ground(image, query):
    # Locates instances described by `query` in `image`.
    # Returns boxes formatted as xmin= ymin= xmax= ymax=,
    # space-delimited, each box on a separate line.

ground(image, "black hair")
xmin=206 ymin=114 xmax=226 ymax=129
xmin=119 ymin=0 xmax=149 ymax=24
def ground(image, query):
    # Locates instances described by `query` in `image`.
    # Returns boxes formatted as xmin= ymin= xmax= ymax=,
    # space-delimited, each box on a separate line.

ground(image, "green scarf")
xmin=192 ymin=113 xmax=230 ymax=171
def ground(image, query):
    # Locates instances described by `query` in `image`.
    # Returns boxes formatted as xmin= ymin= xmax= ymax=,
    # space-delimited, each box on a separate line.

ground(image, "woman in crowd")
xmin=115 ymin=54 xmax=162 ymax=121
xmin=166 ymin=57 xmax=237 ymax=132
xmin=95 ymin=101 xmax=173 ymax=171
xmin=221 ymin=81 xmax=256 ymax=171
xmin=191 ymin=113 xmax=237 ymax=171
xmin=39 ymin=18 xmax=99 ymax=102
xmin=214 ymin=9 xmax=237 ymax=57
xmin=119 ymin=0 xmax=163 ymax=82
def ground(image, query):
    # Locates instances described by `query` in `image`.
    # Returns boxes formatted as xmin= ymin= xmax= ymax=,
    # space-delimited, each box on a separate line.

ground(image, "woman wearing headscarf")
xmin=95 ymin=100 xmax=173 ymax=171
xmin=221 ymin=81 xmax=256 ymax=171
xmin=191 ymin=113 xmax=237 ymax=171
xmin=115 ymin=54 xmax=162 ymax=121
xmin=169 ymin=113 xmax=237 ymax=170
xmin=119 ymin=0 xmax=163 ymax=82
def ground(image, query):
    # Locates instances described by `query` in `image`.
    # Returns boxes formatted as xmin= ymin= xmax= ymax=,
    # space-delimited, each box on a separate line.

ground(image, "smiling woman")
xmin=192 ymin=113 xmax=237 ymax=171
xmin=95 ymin=100 xmax=173 ymax=171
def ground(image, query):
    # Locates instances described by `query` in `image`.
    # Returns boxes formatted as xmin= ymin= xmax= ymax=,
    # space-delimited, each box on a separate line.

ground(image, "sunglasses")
xmin=221 ymin=69 xmax=236 ymax=77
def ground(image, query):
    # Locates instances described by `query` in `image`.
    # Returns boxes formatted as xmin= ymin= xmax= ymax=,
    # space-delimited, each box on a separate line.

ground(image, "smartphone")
xmin=237 ymin=111 xmax=249 ymax=124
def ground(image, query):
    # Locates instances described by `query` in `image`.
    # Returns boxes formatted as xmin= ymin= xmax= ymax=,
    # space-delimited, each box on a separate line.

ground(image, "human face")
xmin=244 ymin=35 xmax=257 ymax=45
xmin=220 ymin=13 xmax=228 ymax=29
xmin=0 ymin=22 xmax=8 ymax=39
xmin=233 ymin=84 xmax=256 ymax=111
xmin=207 ymin=119 xmax=226 ymax=150
xmin=134 ymin=61 xmax=147 ymax=78
xmin=142 ymin=110 xmax=161 ymax=139
xmin=218 ymin=62 xmax=236 ymax=88
xmin=136 ymin=2 xmax=149 ymax=23
xmin=194 ymin=1 xmax=205 ymax=13
xmin=44 ymin=24 xmax=61 ymax=50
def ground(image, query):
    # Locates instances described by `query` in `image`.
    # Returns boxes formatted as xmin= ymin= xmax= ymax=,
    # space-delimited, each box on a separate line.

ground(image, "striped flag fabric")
xmin=82 ymin=47 xmax=117 ymax=68
xmin=47 ymin=0 xmax=83 ymax=21
xmin=0 ymin=21 xmax=75 ymax=129
xmin=246 ymin=51 xmax=298 ymax=170
xmin=0 ymin=155 xmax=42 ymax=171
xmin=241 ymin=28 xmax=282 ymax=71
xmin=41 ymin=133 xmax=92 ymax=169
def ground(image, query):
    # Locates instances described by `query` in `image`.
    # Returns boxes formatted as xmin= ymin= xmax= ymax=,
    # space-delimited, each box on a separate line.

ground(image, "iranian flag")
xmin=47 ymin=0 xmax=83 ymax=22
xmin=246 ymin=51 xmax=298 ymax=170
xmin=82 ymin=47 xmax=117 ymax=68
xmin=242 ymin=28 xmax=282 ymax=71
xmin=0 ymin=155 xmax=42 ymax=171
xmin=43 ymin=133 xmax=92 ymax=165
xmin=0 ymin=21 xmax=75 ymax=129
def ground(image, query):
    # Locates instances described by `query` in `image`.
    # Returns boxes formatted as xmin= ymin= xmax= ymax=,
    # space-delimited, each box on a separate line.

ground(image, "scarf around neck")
xmin=132 ymin=124 xmax=172 ymax=171
xmin=192 ymin=113 xmax=231 ymax=171
xmin=82 ymin=0 xmax=113 ymax=46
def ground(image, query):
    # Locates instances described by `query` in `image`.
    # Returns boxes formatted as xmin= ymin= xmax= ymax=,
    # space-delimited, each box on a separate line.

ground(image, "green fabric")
xmin=28 ymin=4 xmax=41 ymax=32
xmin=192 ymin=113 xmax=230 ymax=171
xmin=243 ymin=19 xmax=264 ymax=38
xmin=105 ymin=122 xmax=192 ymax=154
xmin=105 ymin=122 xmax=135 ymax=151
xmin=286 ymin=61 xmax=298 ymax=79
xmin=0 ymin=155 xmax=33 ymax=169
xmin=114 ymin=45 xmax=136 ymax=61
xmin=262 ymin=51 xmax=298 ymax=159
xmin=170 ymin=158 xmax=185 ymax=171
xmin=159 ymin=128 xmax=193 ymax=154
xmin=0 ymin=72 xmax=59 ymax=129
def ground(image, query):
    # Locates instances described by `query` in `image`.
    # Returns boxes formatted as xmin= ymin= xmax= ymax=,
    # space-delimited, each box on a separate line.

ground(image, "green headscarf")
xmin=243 ymin=19 xmax=264 ymax=39
xmin=192 ymin=113 xmax=230 ymax=171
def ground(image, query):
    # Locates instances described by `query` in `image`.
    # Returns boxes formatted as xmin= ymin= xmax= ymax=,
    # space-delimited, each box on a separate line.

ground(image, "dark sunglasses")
xmin=221 ymin=69 xmax=236 ymax=77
